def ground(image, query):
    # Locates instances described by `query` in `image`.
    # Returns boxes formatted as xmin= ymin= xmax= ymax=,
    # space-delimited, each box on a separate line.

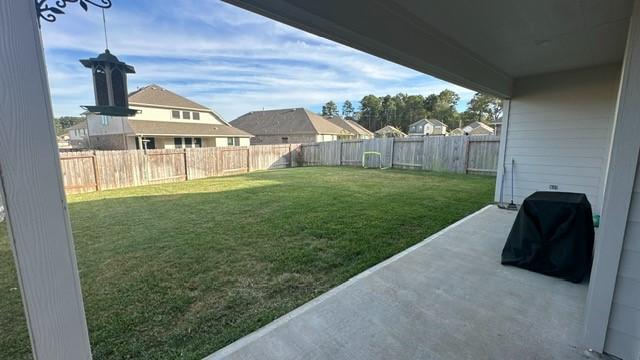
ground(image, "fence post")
xmin=288 ymin=144 xmax=293 ymax=168
xmin=246 ymin=147 xmax=251 ymax=173
xmin=463 ymin=137 xmax=471 ymax=174
xmin=183 ymin=149 xmax=189 ymax=181
xmin=339 ymin=140 xmax=343 ymax=166
xmin=422 ymin=136 xmax=429 ymax=171
xmin=389 ymin=137 xmax=395 ymax=169
xmin=92 ymin=150 xmax=101 ymax=191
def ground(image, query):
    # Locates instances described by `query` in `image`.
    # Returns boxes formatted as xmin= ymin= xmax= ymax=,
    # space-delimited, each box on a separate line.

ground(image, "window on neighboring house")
xmin=194 ymin=138 xmax=202 ymax=148
xmin=192 ymin=112 xmax=200 ymax=120
xmin=136 ymin=137 xmax=156 ymax=150
xmin=184 ymin=137 xmax=193 ymax=148
xmin=100 ymin=115 xmax=109 ymax=126
xmin=281 ymin=137 xmax=289 ymax=144
xmin=172 ymin=110 xmax=180 ymax=119
xmin=182 ymin=111 xmax=191 ymax=120
xmin=174 ymin=137 xmax=183 ymax=149
xmin=227 ymin=137 xmax=234 ymax=146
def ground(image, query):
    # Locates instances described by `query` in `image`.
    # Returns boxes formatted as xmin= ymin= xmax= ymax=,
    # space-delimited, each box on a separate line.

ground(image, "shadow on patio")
xmin=206 ymin=206 xmax=588 ymax=360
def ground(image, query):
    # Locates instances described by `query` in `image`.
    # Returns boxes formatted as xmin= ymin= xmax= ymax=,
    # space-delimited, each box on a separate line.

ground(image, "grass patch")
xmin=0 ymin=167 xmax=494 ymax=359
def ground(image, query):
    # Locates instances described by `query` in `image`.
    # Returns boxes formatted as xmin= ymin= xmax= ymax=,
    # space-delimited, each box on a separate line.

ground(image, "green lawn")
xmin=0 ymin=167 xmax=494 ymax=360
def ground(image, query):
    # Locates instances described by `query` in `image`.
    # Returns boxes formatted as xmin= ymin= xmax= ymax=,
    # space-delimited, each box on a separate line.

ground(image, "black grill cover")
xmin=501 ymin=192 xmax=594 ymax=283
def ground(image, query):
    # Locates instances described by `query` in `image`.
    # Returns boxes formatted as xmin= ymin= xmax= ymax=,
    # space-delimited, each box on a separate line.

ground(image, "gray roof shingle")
xmin=128 ymin=84 xmax=210 ymax=110
xmin=231 ymin=108 xmax=349 ymax=136
xmin=409 ymin=118 xmax=447 ymax=128
xmin=345 ymin=120 xmax=374 ymax=136
xmin=375 ymin=125 xmax=406 ymax=136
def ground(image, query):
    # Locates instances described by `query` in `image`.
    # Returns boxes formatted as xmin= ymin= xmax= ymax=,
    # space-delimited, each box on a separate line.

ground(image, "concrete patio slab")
xmin=205 ymin=205 xmax=590 ymax=360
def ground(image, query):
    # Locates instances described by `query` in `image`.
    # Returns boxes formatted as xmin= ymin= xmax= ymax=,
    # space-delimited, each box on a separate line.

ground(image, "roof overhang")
xmin=224 ymin=0 xmax=513 ymax=97
xmin=224 ymin=0 xmax=633 ymax=99
xmin=126 ymin=120 xmax=254 ymax=138
xmin=128 ymin=102 xmax=211 ymax=113
xmin=128 ymin=133 xmax=250 ymax=138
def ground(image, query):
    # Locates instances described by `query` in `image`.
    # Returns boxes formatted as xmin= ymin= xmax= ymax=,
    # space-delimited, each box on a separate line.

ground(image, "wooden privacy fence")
xmin=59 ymin=144 xmax=300 ymax=194
xmin=300 ymin=136 xmax=500 ymax=175
xmin=59 ymin=137 xmax=498 ymax=194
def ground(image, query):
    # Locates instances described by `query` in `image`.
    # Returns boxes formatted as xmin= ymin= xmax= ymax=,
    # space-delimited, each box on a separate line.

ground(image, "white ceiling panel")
xmin=393 ymin=0 xmax=633 ymax=76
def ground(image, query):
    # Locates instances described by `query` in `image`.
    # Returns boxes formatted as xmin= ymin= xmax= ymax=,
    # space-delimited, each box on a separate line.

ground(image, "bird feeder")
xmin=80 ymin=49 xmax=137 ymax=116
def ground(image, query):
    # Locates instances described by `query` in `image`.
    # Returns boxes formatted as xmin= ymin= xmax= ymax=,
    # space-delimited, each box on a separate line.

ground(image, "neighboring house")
xmin=345 ymin=119 xmax=375 ymax=139
xmin=407 ymin=118 xmax=448 ymax=136
xmin=323 ymin=116 xmax=375 ymax=139
xmin=66 ymin=121 xmax=89 ymax=148
xmin=375 ymin=125 xmax=407 ymax=138
xmin=448 ymin=127 xmax=465 ymax=136
xmin=231 ymin=108 xmax=350 ymax=144
xmin=86 ymin=84 xmax=252 ymax=150
xmin=57 ymin=133 xmax=71 ymax=149
xmin=462 ymin=121 xmax=495 ymax=135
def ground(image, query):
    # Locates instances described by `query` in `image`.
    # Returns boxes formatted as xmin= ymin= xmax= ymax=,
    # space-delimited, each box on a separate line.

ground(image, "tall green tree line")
xmin=321 ymin=90 xmax=502 ymax=132
xmin=54 ymin=116 xmax=84 ymax=136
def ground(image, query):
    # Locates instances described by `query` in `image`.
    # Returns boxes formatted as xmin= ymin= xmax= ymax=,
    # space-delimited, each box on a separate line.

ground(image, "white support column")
xmin=584 ymin=0 xmax=640 ymax=352
xmin=0 ymin=1 xmax=92 ymax=359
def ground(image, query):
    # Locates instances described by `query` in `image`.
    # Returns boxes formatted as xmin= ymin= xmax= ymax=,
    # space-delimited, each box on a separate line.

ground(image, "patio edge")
xmin=203 ymin=204 xmax=496 ymax=360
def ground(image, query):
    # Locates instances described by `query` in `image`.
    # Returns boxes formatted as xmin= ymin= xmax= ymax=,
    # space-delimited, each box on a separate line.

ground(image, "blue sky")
xmin=40 ymin=0 xmax=474 ymax=120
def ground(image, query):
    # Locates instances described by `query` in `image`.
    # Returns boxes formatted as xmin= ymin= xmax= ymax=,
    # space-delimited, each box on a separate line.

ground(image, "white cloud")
xmin=40 ymin=0 xmax=474 ymax=119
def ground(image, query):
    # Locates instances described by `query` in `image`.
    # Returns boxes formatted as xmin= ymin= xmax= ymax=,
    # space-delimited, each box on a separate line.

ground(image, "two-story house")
xmin=87 ymin=85 xmax=252 ymax=150
xmin=66 ymin=121 xmax=89 ymax=148
xmin=407 ymin=118 xmax=448 ymax=137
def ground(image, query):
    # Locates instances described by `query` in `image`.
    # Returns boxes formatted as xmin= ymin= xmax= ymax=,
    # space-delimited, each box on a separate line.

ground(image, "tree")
xmin=341 ymin=100 xmax=354 ymax=118
xmin=423 ymin=94 xmax=438 ymax=114
xmin=359 ymin=95 xmax=382 ymax=130
xmin=53 ymin=116 xmax=84 ymax=136
xmin=431 ymin=89 xmax=461 ymax=129
xmin=321 ymin=101 xmax=339 ymax=116
xmin=346 ymin=89 xmax=500 ymax=131
xmin=467 ymin=92 xmax=503 ymax=124
xmin=404 ymin=95 xmax=426 ymax=122
xmin=380 ymin=95 xmax=398 ymax=126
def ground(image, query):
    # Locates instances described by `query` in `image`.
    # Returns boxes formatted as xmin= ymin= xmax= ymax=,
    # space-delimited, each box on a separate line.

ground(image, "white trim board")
xmin=584 ymin=0 xmax=640 ymax=353
xmin=0 ymin=1 xmax=92 ymax=359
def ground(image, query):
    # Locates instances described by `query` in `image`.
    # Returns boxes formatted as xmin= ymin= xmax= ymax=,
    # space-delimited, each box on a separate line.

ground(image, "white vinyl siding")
xmin=316 ymin=134 xmax=337 ymax=142
xmin=129 ymin=105 xmax=224 ymax=125
xmin=496 ymin=64 xmax=620 ymax=215
xmin=604 ymin=162 xmax=640 ymax=360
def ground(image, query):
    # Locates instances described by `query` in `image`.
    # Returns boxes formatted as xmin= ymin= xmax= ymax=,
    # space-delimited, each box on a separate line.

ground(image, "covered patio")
xmin=1 ymin=1 xmax=639 ymax=359
xmin=207 ymin=206 xmax=589 ymax=360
